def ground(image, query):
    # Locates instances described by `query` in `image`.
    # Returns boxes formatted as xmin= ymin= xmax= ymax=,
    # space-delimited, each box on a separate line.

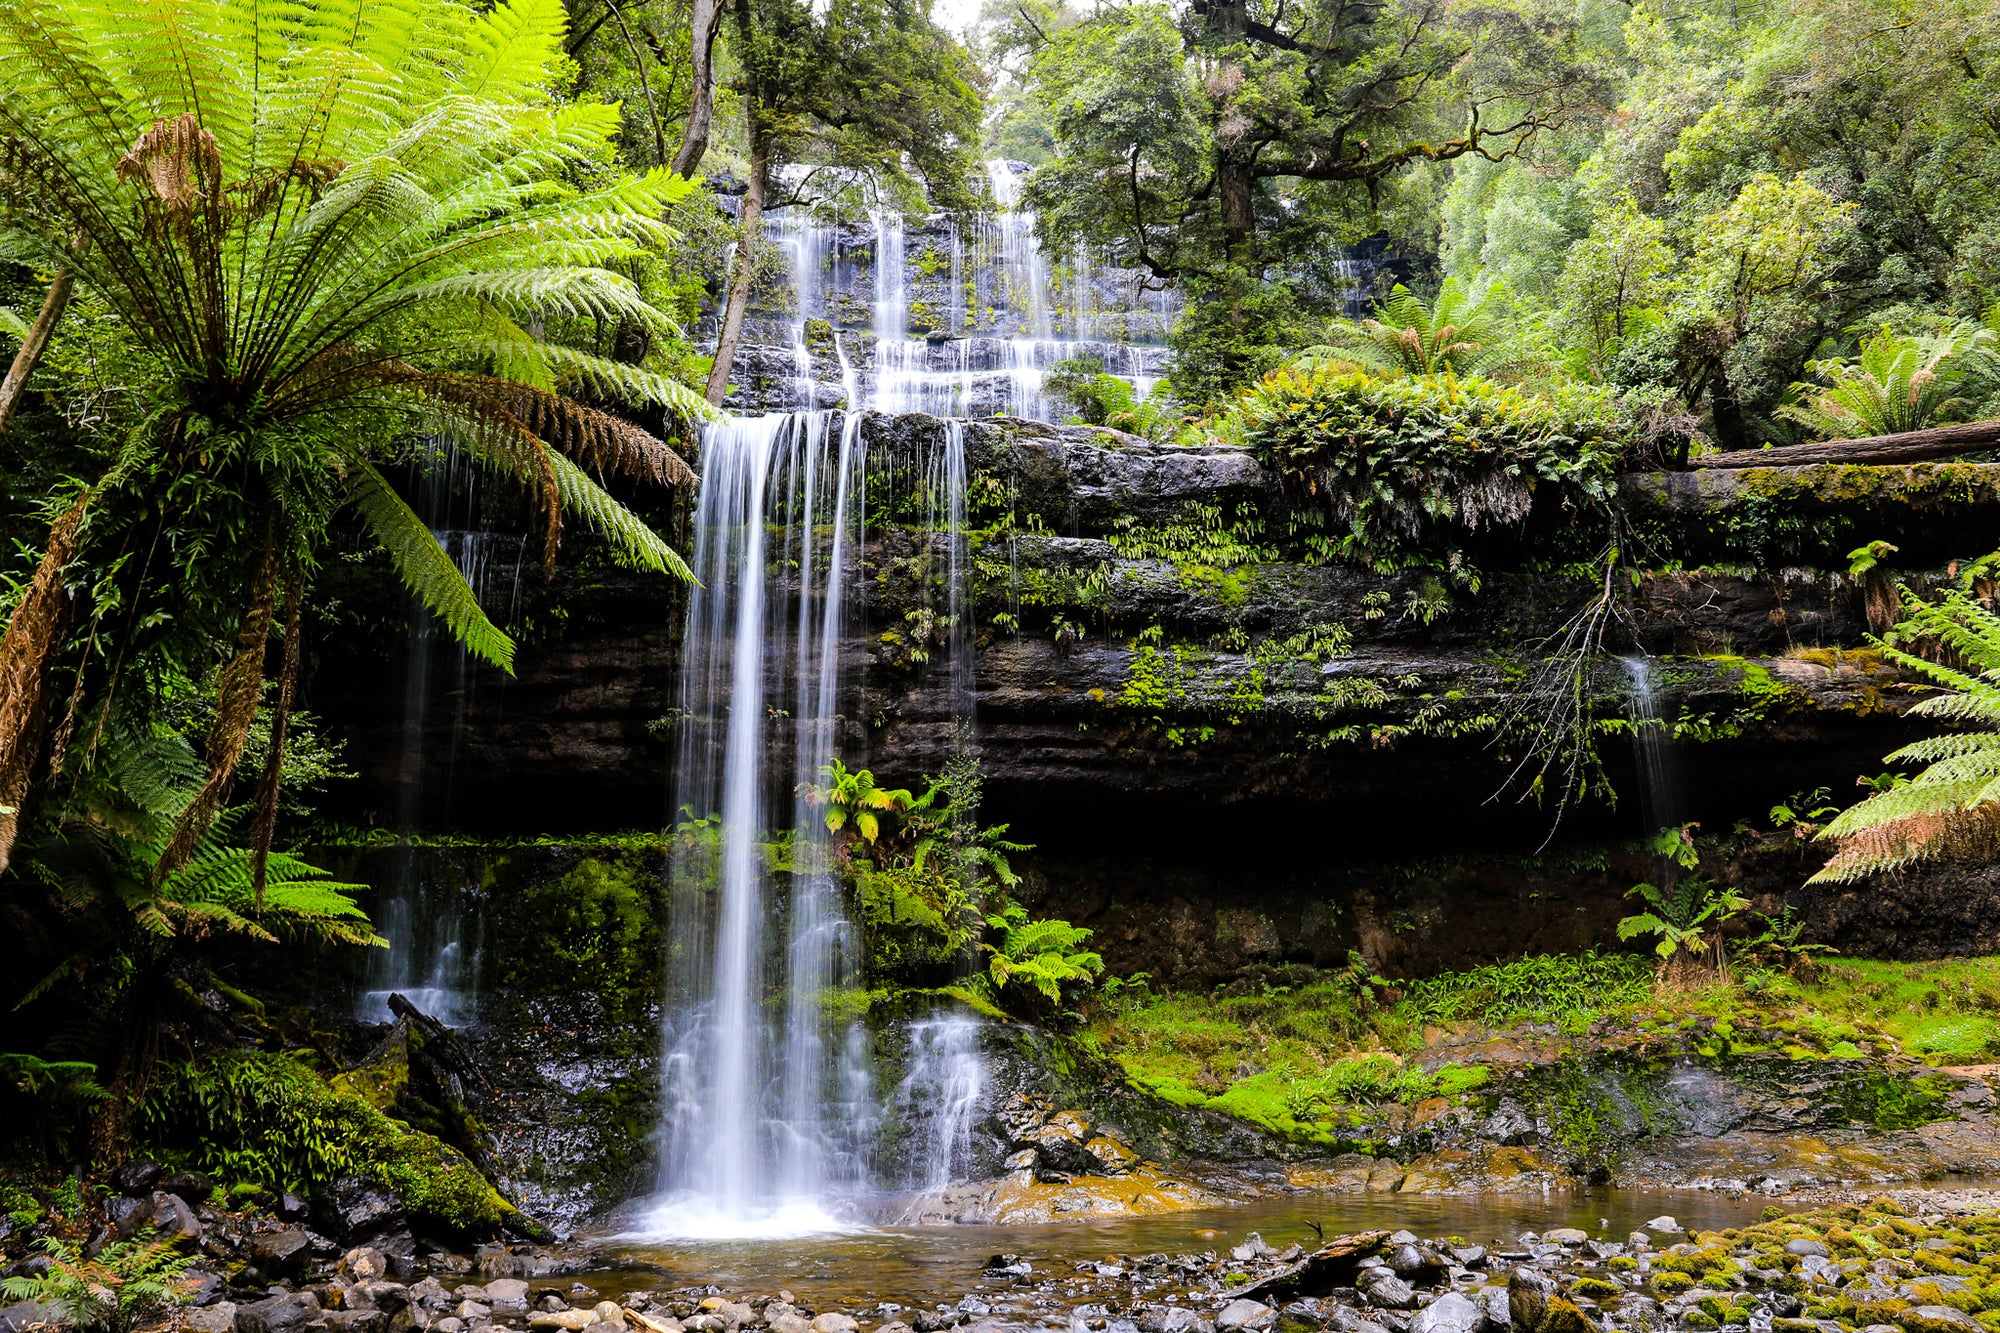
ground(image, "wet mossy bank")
xmin=237 ymin=841 xmax=2000 ymax=1231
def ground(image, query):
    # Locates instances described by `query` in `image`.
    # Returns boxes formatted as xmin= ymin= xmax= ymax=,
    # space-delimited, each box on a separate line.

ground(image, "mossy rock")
xmin=1651 ymin=1273 xmax=1697 ymax=1297
xmin=1683 ymin=1313 xmax=1720 ymax=1331
xmin=1570 ymin=1279 xmax=1621 ymax=1299
xmin=1535 ymin=1297 xmax=1598 ymax=1333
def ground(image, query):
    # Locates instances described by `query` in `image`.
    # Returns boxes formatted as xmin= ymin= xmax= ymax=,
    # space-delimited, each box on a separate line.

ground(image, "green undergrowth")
xmin=139 ymin=1051 xmax=515 ymax=1235
xmin=1082 ymin=952 xmax=2000 ymax=1148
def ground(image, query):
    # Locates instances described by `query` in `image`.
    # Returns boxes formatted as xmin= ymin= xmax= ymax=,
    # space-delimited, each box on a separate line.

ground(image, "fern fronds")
xmin=1815 ymin=588 xmax=2000 ymax=881
xmin=347 ymin=461 xmax=517 ymax=671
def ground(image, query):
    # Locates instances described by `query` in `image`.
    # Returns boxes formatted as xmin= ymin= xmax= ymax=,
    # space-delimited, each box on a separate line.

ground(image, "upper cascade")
xmin=713 ymin=160 xmax=1179 ymax=421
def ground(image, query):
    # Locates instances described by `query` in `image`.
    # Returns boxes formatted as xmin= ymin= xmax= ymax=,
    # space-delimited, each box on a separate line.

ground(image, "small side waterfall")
xmin=357 ymin=853 xmax=479 ymax=1026
xmin=892 ymin=1013 xmax=987 ymax=1200
xmin=1621 ymin=655 xmax=1681 ymax=832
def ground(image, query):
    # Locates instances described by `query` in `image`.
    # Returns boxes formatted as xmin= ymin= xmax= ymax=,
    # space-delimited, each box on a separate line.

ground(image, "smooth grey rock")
xmin=1409 ymin=1295 xmax=1482 ymax=1333
xmin=1140 ymin=1308 xmax=1207 ymax=1333
xmin=485 ymin=1281 xmax=531 ymax=1311
xmin=1904 ymin=1310 xmax=1980 ymax=1333
xmin=1328 ymin=1309 xmax=1392 ymax=1333
xmin=1216 ymin=1302 xmax=1277 ymax=1332
xmin=149 ymin=1190 xmax=202 ymax=1244
xmin=252 ymin=1230 xmax=311 ymax=1277
xmin=237 ymin=1291 xmax=324 ymax=1333
xmin=1645 ymin=1218 xmax=1681 ymax=1235
xmin=1508 ymin=1268 xmax=1556 ymax=1332
xmin=0 ymin=1302 xmax=53 ymax=1333
xmin=345 ymin=1249 xmax=389 ymax=1282
xmin=810 ymin=1317 xmax=860 ymax=1333
xmin=1359 ymin=1273 xmax=1417 ymax=1312
xmin=189 ymin=1304 xmax=238 ymax=1333
xmin=1786 ymin=1241 xmax=1831 ymax=1259
xmin=1542 ymin=1231 xmax=1588 ymax=1247
xmin=1476 ymin=1287 xmax=1511 ymax=1332
xmin=112 ymin=1159 xmax=164 ymax=1196
xmin=329 ymin=1314 xmax=389 ymax=1333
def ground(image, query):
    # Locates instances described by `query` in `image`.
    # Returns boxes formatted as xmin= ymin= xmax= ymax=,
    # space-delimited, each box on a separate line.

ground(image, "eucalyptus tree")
xmin=0 ymin=0 xmax=713 ymax=878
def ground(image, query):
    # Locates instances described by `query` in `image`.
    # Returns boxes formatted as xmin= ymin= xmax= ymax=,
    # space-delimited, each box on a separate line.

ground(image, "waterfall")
xmin=892 ymin=1013 xmax=987 ymax=1201
xmin=645 ymin=410 xmax=870 ymax=1237
xmin=726 ymin=160 xmax=1177 ymax=420
xmin=1621 ymin=656 xmax=1680 ymax=833
xmin=357 ymin=852 xmax=479 ymax=1026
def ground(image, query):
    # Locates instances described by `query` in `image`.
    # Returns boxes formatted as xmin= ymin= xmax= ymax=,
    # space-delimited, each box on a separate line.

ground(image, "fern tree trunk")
xmin=155 ymin=528 xmax=283 ymax=882
xmin=703 ymin=1 xmax=767 ymax=409
xmin=0 ymin=490 xmax=90 ymax=876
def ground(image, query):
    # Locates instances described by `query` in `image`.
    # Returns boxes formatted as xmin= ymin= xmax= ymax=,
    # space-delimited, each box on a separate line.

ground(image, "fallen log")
xmin=1692 ymin=420 xmax=2000 ymax=469
xmin=1232 ymin=1231 xmax=1389 ymax=1303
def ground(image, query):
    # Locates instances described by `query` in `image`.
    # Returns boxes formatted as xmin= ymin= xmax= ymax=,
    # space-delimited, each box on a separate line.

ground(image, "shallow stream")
xmin=588 ymin=1187 xmax=1795 ymax=1310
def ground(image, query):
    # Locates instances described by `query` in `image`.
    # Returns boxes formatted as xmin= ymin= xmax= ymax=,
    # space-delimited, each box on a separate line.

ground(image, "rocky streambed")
xmin=49 ymin=1190 xmax=2000 ymax=1333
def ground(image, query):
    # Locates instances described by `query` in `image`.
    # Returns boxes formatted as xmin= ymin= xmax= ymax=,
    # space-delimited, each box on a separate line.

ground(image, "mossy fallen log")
xmin=1690 ymin=420 xmax=2000 ymax=469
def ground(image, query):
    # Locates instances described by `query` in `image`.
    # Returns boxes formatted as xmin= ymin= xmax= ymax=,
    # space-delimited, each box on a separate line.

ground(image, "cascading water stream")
xmin=646 ymin=411 xmax=871 ymax=1237
xmin=892 ymin=1013 xmax=988 ymax=1204
xmin=1621 ymin=655 xmax=1681 ymax=834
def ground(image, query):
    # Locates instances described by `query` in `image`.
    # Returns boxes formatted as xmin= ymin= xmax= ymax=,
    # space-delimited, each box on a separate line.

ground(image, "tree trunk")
xmin=703 ymin=41 xmax=767 ymax=408
xmin=1691 ymin=418 xmax=2000 ymax=469
xmin=155 ymin=531 xmax=283 ymax=881
xmin=0 ymin=490 xmax=91 ymax=875
xmin=0 ymin=268 xmax=75 ymax=437
xmin=1707 ymin=369 xmax=1747 ymax=453
xmin=249 ymin=575 xmax=304 ymax=908
xmin=670 ymin=0 xmax=725 ymax=178
xmin=1219 ymin=159 xmax=1255 ymax=279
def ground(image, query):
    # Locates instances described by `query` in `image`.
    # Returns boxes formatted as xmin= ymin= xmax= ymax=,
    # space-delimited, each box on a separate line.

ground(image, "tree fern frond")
xmin=545 ymin=449 xmax=693 ymax=580
xmin=346 ymin=460 xmax=517 ymax=671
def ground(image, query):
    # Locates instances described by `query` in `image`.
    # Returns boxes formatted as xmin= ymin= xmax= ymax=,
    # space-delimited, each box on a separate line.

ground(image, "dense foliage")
xmin=1235 ymin=367 xmax=1621 ymax=561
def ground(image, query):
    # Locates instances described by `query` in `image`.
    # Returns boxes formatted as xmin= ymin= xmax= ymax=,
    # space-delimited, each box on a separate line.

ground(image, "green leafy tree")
xmin=1554 ymin=197 xmax=1671 ymax=381
xmin=1814 ymin=590 xmax=2000 ymax=882
xmin=0 ymin=0 xmax=709 ymax=878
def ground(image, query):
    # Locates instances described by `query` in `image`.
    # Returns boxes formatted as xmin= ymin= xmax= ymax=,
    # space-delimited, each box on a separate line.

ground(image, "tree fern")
xmin=1295 ymin=277 xmax=1522 ymax=378
xmin=1814 ymin=589 xmax=2000 ymax=881
xmin=1779 ymin=323 xmax=1996 ymax=439
xmin=348 ymin=462 xmax=515 ymax=671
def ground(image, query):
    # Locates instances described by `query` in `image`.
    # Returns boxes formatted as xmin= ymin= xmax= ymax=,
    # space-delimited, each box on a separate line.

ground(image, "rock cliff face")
xmin=303 ymin=411 xmax=2000 ymax=989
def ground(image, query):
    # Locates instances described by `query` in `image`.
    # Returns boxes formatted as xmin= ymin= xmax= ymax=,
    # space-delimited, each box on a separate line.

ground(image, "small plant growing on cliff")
xmin=2 ymin=1236 xmax=197 ymax=1333
xmin=1617 ymin=825 xmax=1746 ymax=984
xmin=982 ymin=901 xmax=1104 ymax=1010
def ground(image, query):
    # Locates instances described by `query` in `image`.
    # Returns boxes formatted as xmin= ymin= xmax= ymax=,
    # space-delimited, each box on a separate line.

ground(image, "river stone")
xmin=1359 ymin=1272 xmax=1416 ymax=1311
xmin=1216 ymin=1301 xmax=1277 ymax=1332
xmin=150 ymin=1190 xmax=203 ymax=1244
xmin=1235 ymin=1236 xmax=1279 ymax=1263
xmin=190 ymin=1303 xmax=238 ymax=1333
xmin=530 ymin=1312 xmax=598 ymax=1329
xmin=355 ymin=1283 xmax=410 ymax=1314
xmin=877 ymin=1322 xmax=916 ymax=1333
xmin=713 ymin=1303 xmax=755 ymax=1329
xmin=1542 ymin=1231 xmax=1589 ymax=1247
xmin=327 ymin=1313 xmax=388 ymax=1333
xmin=1645 ymin=1218 xmax=1681 ymax=1235
xmin=484 ymin=1282 xmax=530 ymax=1311
xmin=1328 ymin=1309 xmax=1392 ymax=1333
xmin=1786 ymin=1241 xmax=1831 ymax=1259
xmin=433 ymin=1321 xmax=468 ymax=1333
xmin=1475 ymin=1287 xmax=1510 ymax=1332
xmin=109 ymin=1194 xmax=153 ymax=1241
xmin=1139 ymin=1308 xmax=1206 ymax=1333
xmin=1385 ymin=1246 xmax=1445 ymax=1282
xmin=345 ymin=1248 xmax=389 ymax=1282
xmin=1899 ymin=1310 xmax=1983 ymax=1333
xmin=1409 ymin=1294 xmax=1482 ymax=1333
xmin=0 ymin=1303 xmax=51 ymax=1333
xmin=456 ymin=1303 xmax=492 ymax=1321
xmin=1085 ymin=1137 xmax=1140 ymax=1174
xmin=110 ymin=1158 xmax=164 ymax=1195
xmin=1509 ymin=1268 xmax=1557 ymax=1332
xmin=909 ymin=1315 xmax=955 ymax=1333
xmin=811 ymin=1316 xmax=860 ymax=1333
xmin=237 ymin=1291 xmax=324 ymax=1333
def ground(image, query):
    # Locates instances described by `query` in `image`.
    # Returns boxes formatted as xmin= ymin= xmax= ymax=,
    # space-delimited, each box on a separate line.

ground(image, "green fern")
xmin=1295 ymin=277 xmax=1523 ymax=378
xmin=0 ymin=0 xmax=712 ymax=673
xmin=1815 ymin=588 xmax=2000 ymax=881
xmin=982 ymin=901 xmax=1104 ymax=1005
xmin=1778 ymin=322 xmax=1996 ymax=439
